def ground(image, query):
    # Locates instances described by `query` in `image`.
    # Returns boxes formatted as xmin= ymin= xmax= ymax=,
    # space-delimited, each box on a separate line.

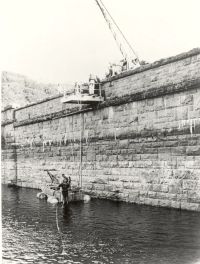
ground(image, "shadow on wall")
xmin=1 ymin=135 xmax=6 ymax=149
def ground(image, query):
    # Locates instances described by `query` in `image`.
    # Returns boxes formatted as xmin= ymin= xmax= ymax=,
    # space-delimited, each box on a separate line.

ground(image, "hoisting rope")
xmin=56 ymin=205 xmax=61 ymax=233
xmin=79 ymin=111 xmax=83 ymax=190
xmin=77 ymin=99 xmax=83 ymax=189
xmin=55 ymin=204 xmax=66 ymax=255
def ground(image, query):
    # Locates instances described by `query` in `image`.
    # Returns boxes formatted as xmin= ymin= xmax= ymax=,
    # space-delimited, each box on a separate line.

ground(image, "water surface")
xmin=2 ymin=185 xmax=200 ymax=264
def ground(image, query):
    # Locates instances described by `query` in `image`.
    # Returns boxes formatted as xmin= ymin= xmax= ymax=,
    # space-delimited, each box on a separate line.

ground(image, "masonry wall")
xmin=1 ymin=148 xmax=17 ymax=184
xmin=14 ymin=94 xmax=76 ymax=122
xmin=103 ymin=49 xmax=200 ymax=99
xmin=2 ymin=48 xmax=200 ymax=211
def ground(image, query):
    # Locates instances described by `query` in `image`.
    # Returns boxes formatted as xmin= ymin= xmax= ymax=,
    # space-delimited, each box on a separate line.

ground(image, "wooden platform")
xmin=41 ymin=185 xmax=84 ymax=203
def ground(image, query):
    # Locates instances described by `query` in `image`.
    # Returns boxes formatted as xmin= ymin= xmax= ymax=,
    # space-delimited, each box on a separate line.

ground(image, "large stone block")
xmin=180 ymin=202 xmax=200 ymax=211
xmin=158 ymin=199 xmax=171 ymax=207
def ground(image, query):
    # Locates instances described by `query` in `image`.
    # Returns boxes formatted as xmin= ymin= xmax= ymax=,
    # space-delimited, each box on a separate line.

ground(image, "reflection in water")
xmin=2 ymin=185 xmax=200 ymax=264
xmin=62 ymin=205 xmax=73 ymax=223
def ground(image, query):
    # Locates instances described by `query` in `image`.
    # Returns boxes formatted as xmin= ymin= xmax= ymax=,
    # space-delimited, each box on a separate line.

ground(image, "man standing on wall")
xmin=58 ymin=174 xmax=71 ymax=206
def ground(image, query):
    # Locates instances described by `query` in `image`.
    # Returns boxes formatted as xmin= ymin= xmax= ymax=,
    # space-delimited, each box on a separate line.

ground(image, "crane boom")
xmin=95 ymin=0 xmax=140 ymax=66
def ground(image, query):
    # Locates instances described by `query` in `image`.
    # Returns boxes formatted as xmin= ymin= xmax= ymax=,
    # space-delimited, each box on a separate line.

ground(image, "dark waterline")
xmin=2 ymin=185 xmax=200 ymax=264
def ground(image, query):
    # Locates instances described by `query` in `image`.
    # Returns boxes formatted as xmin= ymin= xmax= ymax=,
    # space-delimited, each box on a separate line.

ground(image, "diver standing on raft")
xmin=58 ymin=174 xmax=71 ymax=206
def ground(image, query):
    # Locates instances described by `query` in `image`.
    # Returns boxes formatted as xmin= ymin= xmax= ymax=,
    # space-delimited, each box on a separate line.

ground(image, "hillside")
xmin=1 ymin=71 xmax=73 ymax=109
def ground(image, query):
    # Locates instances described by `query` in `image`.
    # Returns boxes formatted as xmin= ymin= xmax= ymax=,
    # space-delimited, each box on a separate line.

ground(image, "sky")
xmin=0 ymin=0 xmax=200 ymax=84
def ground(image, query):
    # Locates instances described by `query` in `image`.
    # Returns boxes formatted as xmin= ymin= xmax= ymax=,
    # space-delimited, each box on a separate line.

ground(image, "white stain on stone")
xmin=64 ymin=133 xmax=67 ymax=144
xmin=42 ymin=140 xmax=47 ymax=152
xmin=30 ymin=138 xmax=34 ymax=148
xmin=190 ymin=119 xmax=193 ymax=135
xmin=114 ymin=129 xmax=117 ymax=141
xmin=178 ymin=118 xmax=200 ymax=135
xmin=85 ymin=130 xmax=89 ymax=144
xmin=108 ymin=107 xmax=114 ymax=120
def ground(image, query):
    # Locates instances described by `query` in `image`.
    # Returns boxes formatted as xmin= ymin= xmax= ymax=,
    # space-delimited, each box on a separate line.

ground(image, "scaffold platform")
xmin=61 ymin=93 xmax=104 ymax=104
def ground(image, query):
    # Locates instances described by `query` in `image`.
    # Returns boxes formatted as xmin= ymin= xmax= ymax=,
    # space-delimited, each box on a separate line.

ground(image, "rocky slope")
xmin=1 ymin=71 xmax=72 ymax=109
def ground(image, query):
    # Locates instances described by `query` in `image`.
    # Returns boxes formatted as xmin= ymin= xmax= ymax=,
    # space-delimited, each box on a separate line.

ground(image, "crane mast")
xmin=95 ymin=0 xmax=140 ymax=67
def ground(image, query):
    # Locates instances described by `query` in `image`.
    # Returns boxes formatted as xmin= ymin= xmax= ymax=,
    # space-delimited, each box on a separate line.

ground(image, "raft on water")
xmin=37 ymin=170 xmax=87 ymax=203
xmin=39 ymin=184 xmax=84 ymax=203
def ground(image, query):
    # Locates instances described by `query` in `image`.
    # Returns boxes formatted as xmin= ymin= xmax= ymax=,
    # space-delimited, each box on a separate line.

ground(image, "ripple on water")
xmin=2 ymin=185 xmax=200 ymax=264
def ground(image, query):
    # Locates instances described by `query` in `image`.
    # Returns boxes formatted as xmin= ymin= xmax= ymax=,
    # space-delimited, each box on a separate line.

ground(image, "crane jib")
xmin=95 ymin=0 xmax=140 ymax=64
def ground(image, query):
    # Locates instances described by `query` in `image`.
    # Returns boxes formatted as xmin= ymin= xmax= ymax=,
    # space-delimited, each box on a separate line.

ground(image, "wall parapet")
xmin=102 ymin=48 xmax=200 ymax=83
xmin=14 ymin=93 xmax=63 ymax=111
xmin=13 ymin=77 xmax=200 ymax=128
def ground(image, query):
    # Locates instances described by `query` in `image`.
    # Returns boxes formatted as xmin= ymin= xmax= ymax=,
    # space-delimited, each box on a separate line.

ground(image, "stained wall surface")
xmin=2 ymin=48 xmax=200 ymax=211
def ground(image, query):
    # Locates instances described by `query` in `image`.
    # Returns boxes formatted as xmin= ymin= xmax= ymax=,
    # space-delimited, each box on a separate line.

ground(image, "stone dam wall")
xmin=2 ymin=48 xmax=200 ymax=211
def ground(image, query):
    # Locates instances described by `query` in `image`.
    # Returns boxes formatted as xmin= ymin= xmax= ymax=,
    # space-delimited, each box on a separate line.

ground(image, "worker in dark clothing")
xmin=109 ymin=65 xmax=113 ymax=77
xmin=96 ymin=76 xmax=101 ymax=83
xmin=94 ymin=75 xmax=101 ymax=95
xmin=58 ymin=174 xmax=71 ymax=205
xmin=122 ymin=58 xmax=128 ymax=71
xmin=106 ymin=65 xmax=113 ymax=78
